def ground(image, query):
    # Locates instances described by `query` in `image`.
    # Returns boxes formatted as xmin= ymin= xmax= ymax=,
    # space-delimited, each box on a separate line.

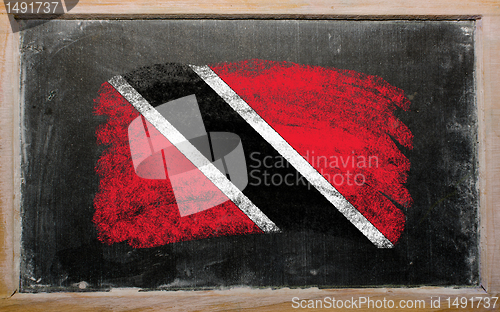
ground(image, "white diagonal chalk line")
xmin=189 ymin=65 xmax=393 ymax=248
xmin=108 ymin=75 xmax=281 ymax=234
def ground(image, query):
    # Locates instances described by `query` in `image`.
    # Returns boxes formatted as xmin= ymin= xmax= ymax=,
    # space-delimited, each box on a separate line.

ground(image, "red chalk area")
xmin=93 ymin=83 xmax=262 ymax=249
xmin=93 ymin=60 xmax=413 ymax=248
xmin=211 ymin=60 xmax=413 ymax=244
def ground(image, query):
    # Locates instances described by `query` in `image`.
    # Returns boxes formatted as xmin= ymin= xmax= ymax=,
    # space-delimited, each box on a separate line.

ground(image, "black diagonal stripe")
xmin=123 ymin=63 xmax=368 ymax=240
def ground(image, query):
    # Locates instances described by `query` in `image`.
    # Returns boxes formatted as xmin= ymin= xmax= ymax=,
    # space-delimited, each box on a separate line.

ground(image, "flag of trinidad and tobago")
xmin=93 ymin=60 xmax=413 ymax=249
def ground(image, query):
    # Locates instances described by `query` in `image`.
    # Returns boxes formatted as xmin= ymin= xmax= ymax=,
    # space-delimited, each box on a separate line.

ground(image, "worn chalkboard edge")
xmin=10 ymin=14 xmax=482 ymax=20
xmin=1 ymin=7 xmax=500 ymax=312
xmin=476 ymin=17 xmax=487 ymax=295
xmin=0 ymin=287 xmax=496 ymax=310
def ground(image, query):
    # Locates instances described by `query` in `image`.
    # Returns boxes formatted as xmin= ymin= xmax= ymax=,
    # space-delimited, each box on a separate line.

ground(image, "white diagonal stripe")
xmin=108 ymin=75 xmax=280 ymax=234
xmin=189 ymin=65 xmax=393 ymax=248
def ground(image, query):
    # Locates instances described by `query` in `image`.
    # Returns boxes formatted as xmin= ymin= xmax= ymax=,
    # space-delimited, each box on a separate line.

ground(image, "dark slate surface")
xmin=19 ymin=19 xmax=477 ymax=291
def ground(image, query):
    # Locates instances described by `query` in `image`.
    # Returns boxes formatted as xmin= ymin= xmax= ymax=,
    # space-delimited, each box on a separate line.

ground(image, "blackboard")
xmin=18 ymin=19 xmax=478 ymax=292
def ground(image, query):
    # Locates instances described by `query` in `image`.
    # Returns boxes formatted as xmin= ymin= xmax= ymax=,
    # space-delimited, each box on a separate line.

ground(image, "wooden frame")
xmin=1 ymin=1 xmax=499 ymax=310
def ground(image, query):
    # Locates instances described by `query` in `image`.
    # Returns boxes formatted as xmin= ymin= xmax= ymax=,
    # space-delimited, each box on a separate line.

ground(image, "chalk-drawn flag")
xmin=93 ymin=60 xmax=413 ymax=249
